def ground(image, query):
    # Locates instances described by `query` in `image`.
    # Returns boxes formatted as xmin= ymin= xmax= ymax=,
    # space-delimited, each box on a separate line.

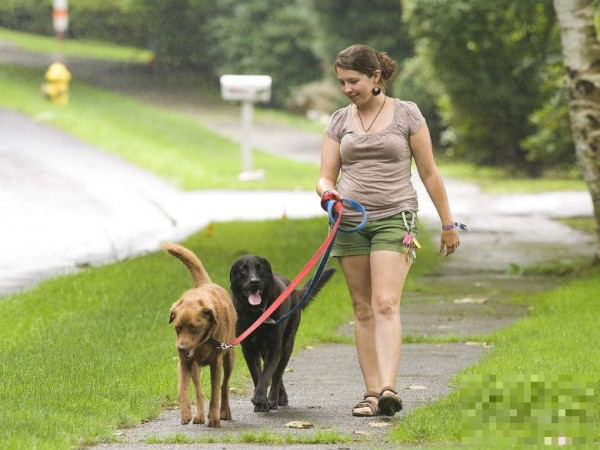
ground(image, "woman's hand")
xmin=440 ymin=228 xmax=460 ymax=257
xmin=321 ymin=188 xmax=343 ymax=201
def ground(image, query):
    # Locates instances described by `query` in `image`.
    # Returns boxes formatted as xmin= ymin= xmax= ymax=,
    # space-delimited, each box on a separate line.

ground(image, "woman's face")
xmin=335 ymin=68 xmax=379 ymax=106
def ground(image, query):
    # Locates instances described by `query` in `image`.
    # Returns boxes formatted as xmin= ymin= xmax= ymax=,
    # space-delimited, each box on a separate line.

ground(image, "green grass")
xmin=389 ymin=268 xmax=600 ymax=447
xmin=559 ymin=216 xmax=597 ymax=236
xmin=0 ymin=218 xmax=438 ymax=449
xmin=145 ymin=429 xmax=354 ymax=445
xmin=0 ymin=64 xmax=317 ymax=191
xmin=0 ymin=26 xmax=153 ymax=62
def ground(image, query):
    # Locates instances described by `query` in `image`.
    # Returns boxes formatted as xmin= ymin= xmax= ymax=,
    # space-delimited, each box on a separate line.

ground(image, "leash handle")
xmin=229 ymin=201 xmax=344 ymax=347
xmin=325 ymin=198 xmax=367 ymax=233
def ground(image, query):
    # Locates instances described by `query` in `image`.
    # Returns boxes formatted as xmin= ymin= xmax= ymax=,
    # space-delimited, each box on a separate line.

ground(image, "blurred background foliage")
xmin=0 ymin=0 xmax=589 ymax=177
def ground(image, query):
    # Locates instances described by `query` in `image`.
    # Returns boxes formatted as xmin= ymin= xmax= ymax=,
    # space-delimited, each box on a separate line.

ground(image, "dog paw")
xmin=207 ymin=417 xmax=221 ymax=427
xmin=253 ymin=403 xmax=269 ymax=412
xmin=180 ymin=414 xmax=192 ymax=425
xmin=278 ymin=390 xmax=288 ymax=406
xmin=252 ymin=394 xmax=270 ymax=412
xmin=268 ymin=399 xmax=279 ymax=410
xmin=220 ymin=407 xmax=232 ymax=420
xmin=192 ymin=415 xmax=205 ymax=424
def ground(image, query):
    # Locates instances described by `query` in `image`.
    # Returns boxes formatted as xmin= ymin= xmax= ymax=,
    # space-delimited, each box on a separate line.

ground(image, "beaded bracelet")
xmin=442 ymin=222 xmax=470 ymax=232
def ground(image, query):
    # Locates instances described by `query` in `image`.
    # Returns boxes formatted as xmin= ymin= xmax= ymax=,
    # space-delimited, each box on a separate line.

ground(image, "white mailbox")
xmin=220 ymin=75 xmax=272 ymax=103
xmin=219 ymin=75 xmax=272 ymax=181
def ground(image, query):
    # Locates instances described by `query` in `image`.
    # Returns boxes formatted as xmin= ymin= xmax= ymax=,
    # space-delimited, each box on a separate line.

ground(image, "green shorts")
xmin=331 ymin=211 xmax=419 ymax=257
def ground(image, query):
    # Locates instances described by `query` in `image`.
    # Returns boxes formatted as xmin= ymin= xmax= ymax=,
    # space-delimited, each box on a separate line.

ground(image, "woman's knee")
xmin=353 ymin=301 xmax=373 ymax=323
xmin=373 ymin=295 xmax=400 ymax=318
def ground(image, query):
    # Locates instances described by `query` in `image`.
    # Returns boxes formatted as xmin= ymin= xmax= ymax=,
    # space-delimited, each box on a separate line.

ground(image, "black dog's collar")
xmin=247 ymin=296 xmax=277 ymax=325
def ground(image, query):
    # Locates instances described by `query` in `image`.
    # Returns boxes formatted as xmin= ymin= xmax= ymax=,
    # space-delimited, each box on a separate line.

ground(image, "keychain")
xmin=401 ymin=212 xmax=420 ymax=262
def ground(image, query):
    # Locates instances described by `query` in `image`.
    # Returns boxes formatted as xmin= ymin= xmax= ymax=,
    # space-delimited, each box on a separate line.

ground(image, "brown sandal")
xmin=378 ymin=386 xmax=402 ymax=416
xmin=351 ymin=391 xmax=379 ymax=417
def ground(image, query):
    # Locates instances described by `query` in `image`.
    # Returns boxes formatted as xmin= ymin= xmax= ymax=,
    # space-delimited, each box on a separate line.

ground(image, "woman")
xmin=316 ymin=44 xmax=461 ymax=417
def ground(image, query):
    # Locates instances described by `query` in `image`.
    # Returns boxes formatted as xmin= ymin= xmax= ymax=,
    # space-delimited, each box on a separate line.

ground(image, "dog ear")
xmin=169 ymin=306 xmax=177 ymax=323
xmin=229 ymin=259 xmax=241 ymax=289
xmin=202 ymin=307 xmax=217 ymax=325
xmin=259 ymin=256 xmax=272 ymax=275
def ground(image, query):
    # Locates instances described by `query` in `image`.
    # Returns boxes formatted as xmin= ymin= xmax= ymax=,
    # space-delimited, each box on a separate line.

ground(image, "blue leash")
xmin=273 ymin=198 xmax=366 ymax=325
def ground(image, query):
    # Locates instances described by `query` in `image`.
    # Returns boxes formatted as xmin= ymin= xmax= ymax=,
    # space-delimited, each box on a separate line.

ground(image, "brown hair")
xmin=335 ymin=44 xmax=397 ymax=89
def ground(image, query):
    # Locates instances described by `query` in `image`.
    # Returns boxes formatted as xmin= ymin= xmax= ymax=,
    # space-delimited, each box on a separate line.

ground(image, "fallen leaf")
xmin=204 ymin=222 xmax=216 ymax=238
xmin=354 ymin=431 xmax=372 ymax=436
xmin=465 ymin=341 xmax=492 ymax=348
xmin=453 ymin=297 xmax=486 ymax=304
xmin=285 ymin=421 xmax=314 ymax=429
xmin=404 ymin=384 xmax=427 ymax=390
xmin=369 ymin=421 xmax=392 ymax=428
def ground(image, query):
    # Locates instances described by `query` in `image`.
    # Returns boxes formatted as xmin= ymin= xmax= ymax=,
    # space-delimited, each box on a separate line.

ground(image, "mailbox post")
xmin=220 ymin=75 xmax=272 ymax=181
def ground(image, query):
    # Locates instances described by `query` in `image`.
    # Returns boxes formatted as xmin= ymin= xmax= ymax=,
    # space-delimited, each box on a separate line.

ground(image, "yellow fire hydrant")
xmin=41 ymin=62 xmax=72 ymax=105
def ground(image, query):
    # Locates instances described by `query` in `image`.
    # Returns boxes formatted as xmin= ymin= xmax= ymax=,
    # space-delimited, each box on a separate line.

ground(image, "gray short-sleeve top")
xmin=324 ymin=99 xmax=425 ymax=221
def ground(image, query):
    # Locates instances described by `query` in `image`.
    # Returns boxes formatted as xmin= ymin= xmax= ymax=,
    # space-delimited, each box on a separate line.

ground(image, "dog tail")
xmin=298 ymin=267 xmax=336 ymax=310
xmin=162 ymin=242 xmax=212 ymax=287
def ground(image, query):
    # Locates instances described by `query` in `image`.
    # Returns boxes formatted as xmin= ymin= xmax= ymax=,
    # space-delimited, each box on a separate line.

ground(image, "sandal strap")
xmin=379 ymin=386 xmax=398 ymax=395
xmin=364 ymin=390 xmax=380 ymax=400
xmin=353 ymin=398 xmax=377 ymax=413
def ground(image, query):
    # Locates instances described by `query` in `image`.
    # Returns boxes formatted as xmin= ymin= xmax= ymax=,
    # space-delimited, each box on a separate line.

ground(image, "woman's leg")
xmin=370 ymin=250 xmax=411 ymax=392
xmin=338 ymin=254 xmax=380 ymax=413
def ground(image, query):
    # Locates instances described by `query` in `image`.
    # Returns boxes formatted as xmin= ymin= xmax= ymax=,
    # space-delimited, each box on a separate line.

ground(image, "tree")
xmin=312 ymin=0 xmax=413 ymax=88
xmin=403 ymin=0 xmax=559 ymax=174
xmin=553 ymin=0 xmax=600 ymax=263
xmin=209 ymin=0 xmax=322 ymax=107
xmin=137 ymin=0 xmax=215 ymax=71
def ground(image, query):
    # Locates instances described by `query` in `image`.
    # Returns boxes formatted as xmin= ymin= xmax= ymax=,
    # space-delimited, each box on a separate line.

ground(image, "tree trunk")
xmin=554 ymin=0 xmax=600 ymax=263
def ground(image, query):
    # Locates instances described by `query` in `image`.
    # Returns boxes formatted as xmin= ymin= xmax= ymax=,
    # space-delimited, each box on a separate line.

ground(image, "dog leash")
xmin=209 ymin=197 xmax=366 ymax=350
xmin=272 ymin=197 xmax=367 ymax=325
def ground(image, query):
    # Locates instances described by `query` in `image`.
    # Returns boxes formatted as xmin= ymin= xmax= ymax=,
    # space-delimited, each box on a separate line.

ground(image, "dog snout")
xmin=249 ymin=278 xmax=261 ymax=290
xmin=177 ymin=344 xmax=188 ymax=354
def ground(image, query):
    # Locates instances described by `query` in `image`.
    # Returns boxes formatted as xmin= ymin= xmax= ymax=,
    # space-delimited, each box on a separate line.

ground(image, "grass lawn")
xmin=0 ymin=26 xmax=153 ymax=62
xmin=0 ymin=64 xmax=317 ymax=191
xmin=1 ymin=215 xmax=598 ymax=448
xmin=390 ymin=268 xmax=600 ymax=447
xmin=0 ymin=219 xmax=438 ymax=448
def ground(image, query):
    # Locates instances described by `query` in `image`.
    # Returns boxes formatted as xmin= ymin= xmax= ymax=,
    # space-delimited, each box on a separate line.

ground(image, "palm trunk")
xmin=554 ymin=0 xmax=600 ymax=263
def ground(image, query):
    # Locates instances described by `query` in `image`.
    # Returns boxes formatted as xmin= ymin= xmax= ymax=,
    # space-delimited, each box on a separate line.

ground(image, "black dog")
xmin=230 ymin=255 xmax=335 ymax=412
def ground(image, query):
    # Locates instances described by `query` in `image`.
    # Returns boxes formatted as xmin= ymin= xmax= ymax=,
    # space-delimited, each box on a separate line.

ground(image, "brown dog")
xmin=163 ymin=242 xmax=236 ymax=427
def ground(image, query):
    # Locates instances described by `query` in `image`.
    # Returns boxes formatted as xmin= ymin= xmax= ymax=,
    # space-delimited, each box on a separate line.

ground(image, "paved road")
xmin=0 ymin=108 xmax=324 ymax=296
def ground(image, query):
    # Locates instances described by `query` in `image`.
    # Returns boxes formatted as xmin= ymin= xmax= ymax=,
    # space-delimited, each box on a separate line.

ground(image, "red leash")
xmin=210 ymin=200 xmax=343 ymax=350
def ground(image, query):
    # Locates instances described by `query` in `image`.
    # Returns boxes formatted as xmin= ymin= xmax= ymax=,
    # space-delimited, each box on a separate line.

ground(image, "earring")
xmin=372 ymin=86 xmax=381 ymax=96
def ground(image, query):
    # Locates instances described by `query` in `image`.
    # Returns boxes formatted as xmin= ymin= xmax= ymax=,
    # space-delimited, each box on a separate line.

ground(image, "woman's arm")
xmin=410 ymin=123 xmax=461 ymax=256
xmin=316 ymin=134 xmax=343 ymax=199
